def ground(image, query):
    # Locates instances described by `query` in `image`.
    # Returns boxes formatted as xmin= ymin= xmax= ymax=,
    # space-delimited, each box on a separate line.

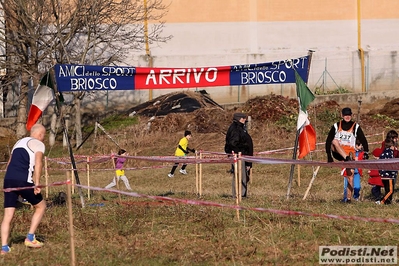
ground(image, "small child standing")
xmin=368 ymin=148 xmax=383 ymax=202
xmin=342 ymin=140 xmax=364 ymax=202
xmin=377 ymin=139 xmax=398 ymax=205
xmin=105 ymin=149 xmax=132 ymax=190
xmin=368 ymin=169 xmax=383 ymax=201
xmin=168 ymin=130 xmax=195 ymax=178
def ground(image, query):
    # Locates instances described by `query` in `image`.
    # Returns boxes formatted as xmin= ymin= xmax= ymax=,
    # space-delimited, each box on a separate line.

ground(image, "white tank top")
xmin=333 ymin=121 xmax=359 ymax=148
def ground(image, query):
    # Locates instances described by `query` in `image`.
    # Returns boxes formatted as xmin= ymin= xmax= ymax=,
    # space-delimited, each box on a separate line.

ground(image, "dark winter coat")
xmin=225 ymin=120 xmax=253 ymax=166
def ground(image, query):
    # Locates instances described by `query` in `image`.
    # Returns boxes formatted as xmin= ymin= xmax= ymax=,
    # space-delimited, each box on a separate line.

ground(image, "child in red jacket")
xmin=368 ymin=148 xmax=383 ymax=202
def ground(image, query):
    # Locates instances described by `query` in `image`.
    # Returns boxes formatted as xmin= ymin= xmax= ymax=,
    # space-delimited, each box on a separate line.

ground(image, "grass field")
xmin=1 ymin=109 xmax=399 ymax=265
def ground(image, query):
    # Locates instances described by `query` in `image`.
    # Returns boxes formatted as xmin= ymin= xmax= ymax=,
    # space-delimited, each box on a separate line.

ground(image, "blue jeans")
xmin=343 ymin=172 xmax=361 ymax=199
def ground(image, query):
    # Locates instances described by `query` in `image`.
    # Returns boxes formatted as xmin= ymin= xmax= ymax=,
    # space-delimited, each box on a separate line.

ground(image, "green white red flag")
xmin=295 ymin=70 xmax=316 ymax=159
xmin=26 ymin=73 xmax=55 ymax=130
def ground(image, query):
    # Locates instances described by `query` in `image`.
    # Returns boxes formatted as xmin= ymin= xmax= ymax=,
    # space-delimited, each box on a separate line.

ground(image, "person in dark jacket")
xmin=325 ymin=107 xmax=369 ymax=202
xmin=225 ymin=113 xmax=253 ymax=198
xmin=377 ymin=139 xmax=398 ymax=205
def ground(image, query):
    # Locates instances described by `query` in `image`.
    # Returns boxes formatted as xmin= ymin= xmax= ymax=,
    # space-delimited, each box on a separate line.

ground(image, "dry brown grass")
xmin=3 ymin=156 xmax=398 ymax=265
xmin=0 ymin=99 xmax=398 ymax=265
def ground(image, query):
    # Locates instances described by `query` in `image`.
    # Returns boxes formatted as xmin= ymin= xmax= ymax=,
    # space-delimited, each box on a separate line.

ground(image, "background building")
xmin=118 ymin=0 xmax=399 ymax=104
xmin=3 ymin=0 xmax=399 ymax=116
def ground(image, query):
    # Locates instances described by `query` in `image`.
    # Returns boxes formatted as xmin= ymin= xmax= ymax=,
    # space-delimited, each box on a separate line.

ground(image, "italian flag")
xmin=295 ymin=70 xmax=316 ymax=159
xmin=26 ymin=73 xmax=55 ymax=130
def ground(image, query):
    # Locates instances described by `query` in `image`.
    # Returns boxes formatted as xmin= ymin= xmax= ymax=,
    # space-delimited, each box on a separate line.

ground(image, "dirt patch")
xmin=241 ymin=95 xmax=299 ymax=122
xmin=368 ymin=98 xmax=399 ymax=120
xmin=140 ymin=93 xmax=391 ymax=134
xmin=126 ymin=90 xmax=223 ymax=117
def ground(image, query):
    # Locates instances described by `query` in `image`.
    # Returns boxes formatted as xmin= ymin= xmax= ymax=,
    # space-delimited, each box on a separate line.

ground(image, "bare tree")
xmin=0 ymin=0 xmax=171 ymax=139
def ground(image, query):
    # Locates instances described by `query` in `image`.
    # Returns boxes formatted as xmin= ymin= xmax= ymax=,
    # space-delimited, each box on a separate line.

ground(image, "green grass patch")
xmin=83 ymin=114 xmax=139 ymax=133
xmin=372 ymin=114 xmax=399 ymax=128
xmin=314 ymin=86 xmax=351 ymax=95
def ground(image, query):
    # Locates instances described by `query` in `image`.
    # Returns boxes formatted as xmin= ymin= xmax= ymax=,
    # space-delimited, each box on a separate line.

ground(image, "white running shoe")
xmin=168 ymin=173 xmax=174 ymax=178
xmin=179 ymin=169 xmax=187 ymax=175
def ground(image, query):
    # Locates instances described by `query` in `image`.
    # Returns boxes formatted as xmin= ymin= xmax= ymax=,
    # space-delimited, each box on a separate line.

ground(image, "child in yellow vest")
xmin=168 ymin=131 xmax=195 ymax=178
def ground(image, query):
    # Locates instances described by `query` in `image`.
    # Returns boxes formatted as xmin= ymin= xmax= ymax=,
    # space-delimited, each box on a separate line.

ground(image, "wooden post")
xmin=297 ymin=164 xmax=301 ymax=187
xmin=287 ymin=130 xmax=300 ymax=199
xmin=303 ymin=166 xmax=321 ymax=200
xmin=199 ymin=152 xmax=203 ymax=197
xmin=44 ymin=156 xmax=49 ymax=199
xmin=234 ymin=154 xmax=240 ymax=221
xmin=195 ymin=151 xmax=199 ymax=195
xmin=71 ymin=169 xmax=75 ymax=194
xmin=92 ymin=122 xmax=98 ymax=153
xmin=87 ymin=156 xmax=90 ymax=200
xmin=238 ymin=152 xmax=242 ymax=202
xmin=66 ymin=179 xmax=76 ymax=266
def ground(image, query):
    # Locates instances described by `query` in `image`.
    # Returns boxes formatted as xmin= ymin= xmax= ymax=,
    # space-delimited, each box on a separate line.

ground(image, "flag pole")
xmin=286 ymin=50 xmax=314 ymax=199
xmin=49 ymin=68 xmax=86 ymax=208
xmin=286 ymin=132 xmax=300 ymax=199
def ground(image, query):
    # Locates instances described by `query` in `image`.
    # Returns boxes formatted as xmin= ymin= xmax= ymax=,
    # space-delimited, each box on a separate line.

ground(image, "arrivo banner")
xmin=54 ymin=55 xmax=309 ymax=92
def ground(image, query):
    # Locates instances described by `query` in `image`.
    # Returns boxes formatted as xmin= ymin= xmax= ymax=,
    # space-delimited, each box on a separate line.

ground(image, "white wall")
xmin=82 ymin=16 xmax=399 ymax=112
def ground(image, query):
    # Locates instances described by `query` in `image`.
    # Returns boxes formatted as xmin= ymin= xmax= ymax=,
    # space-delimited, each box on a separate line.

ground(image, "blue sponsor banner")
xmin=54 ymin=55 xmax=309 ymax=91
xmin=54 ymin=64 xmax=135 ymax=92
xmin=229 ymin=56 xmax=309 ymax=86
